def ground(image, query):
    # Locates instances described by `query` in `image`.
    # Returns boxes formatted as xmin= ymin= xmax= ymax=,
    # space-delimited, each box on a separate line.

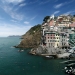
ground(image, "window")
xmin=62 ymin=43 xmax=63 ymax=45
xmin=45 ymin=37 xmax=46 ymax=39
xmin=50 ymin=40 xmax=51 ymax=42
xmin=57 ymin=43 xmax=58 ymax=46
xmin=48 ymin=40 xmax=49 ymax=42
xmin=48 ymin=37 xmax=49 ymax=39
xmin=49 ymin=43 xmax=50 ymax=47
xmin=54 ymin=37 xmax=55 ymax=39
xmin=51 ymin=43 xmax=52 ymax=46
xmin=52 ymin=34 xmax=55 ymax=36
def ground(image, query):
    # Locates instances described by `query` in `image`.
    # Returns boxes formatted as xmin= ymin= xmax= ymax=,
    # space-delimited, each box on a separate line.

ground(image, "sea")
xmin=0 ymin=37 xmax=67 ymax=75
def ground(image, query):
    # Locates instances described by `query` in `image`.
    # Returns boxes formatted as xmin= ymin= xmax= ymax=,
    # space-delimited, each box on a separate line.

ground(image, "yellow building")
xmin=55 ymin=33 xmax=60 ymax=48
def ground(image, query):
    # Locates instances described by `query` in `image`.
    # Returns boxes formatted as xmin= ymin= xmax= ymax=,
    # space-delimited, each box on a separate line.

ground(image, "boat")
xmin=18 ymin=49 xmax=24 ymax=52
xmin=45 ymin=55 xmax=54 ymax=59
xmin=21 ymin=50 xmax=24 ymax=51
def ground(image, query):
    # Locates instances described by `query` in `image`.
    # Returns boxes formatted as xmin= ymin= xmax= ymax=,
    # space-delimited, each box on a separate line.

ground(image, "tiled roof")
xmin=69 ymin=22 xmax=75 ymax=27
xmin=48 ymin=19 xmax=54 ymax=26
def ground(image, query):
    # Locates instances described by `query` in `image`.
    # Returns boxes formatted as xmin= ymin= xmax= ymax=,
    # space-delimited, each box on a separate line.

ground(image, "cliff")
xmin=17 ymin=24 xmax=41 ymax=48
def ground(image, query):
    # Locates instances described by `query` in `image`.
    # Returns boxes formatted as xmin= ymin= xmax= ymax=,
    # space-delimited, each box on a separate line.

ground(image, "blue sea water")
xmin=0 ymin=37 xmax=66 ymax=75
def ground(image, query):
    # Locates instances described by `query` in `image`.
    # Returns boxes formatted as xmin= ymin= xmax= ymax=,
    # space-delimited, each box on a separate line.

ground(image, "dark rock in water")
xmin=13 ymin=46 xmax=19 ymax=48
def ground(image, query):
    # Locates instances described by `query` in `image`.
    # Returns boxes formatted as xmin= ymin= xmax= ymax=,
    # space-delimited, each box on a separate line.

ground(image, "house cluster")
xmin=41 ymin=14 xmax=75 ymax=54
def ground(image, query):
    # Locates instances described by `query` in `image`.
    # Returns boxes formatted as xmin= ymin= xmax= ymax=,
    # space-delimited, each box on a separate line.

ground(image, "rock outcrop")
xmin=17 ymin=24 xmax=41 ymax=48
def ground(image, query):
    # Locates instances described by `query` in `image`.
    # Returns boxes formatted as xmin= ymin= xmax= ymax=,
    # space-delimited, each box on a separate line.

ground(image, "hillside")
xmin=17 ymin=24 xmax=41 ymax=48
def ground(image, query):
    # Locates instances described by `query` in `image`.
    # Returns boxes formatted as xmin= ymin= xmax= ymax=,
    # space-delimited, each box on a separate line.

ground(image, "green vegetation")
xmin=17 ymin=24 xmax=41 ymax=48
xmin=43 ymin=16 xmax=50 ymax=23
xmin=73 ymin=15 xmax=75 ymax=17
xmin=29 ymin=24 xmax=41 ymax=35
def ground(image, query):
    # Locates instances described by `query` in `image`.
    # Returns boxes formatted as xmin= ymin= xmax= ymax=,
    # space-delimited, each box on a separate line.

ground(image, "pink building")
xmin=69 ymin=22 xmax=75 ymax=27
xmin=48 ymin=19 xmax=54 ymax=26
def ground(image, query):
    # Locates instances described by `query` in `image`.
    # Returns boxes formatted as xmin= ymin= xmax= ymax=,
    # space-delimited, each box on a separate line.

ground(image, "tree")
xmin=73 ymin=15 xmax=75 ymax=17
xmin=43 ymin=16 xmax=50 ymax=23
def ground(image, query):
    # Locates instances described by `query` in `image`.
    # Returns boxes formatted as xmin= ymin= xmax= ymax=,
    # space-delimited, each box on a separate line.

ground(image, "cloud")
xmin=11 ymin=20 xmax=17 ymax=22
xmin=2 ymin=0 xmax=24 ymax=4
xmin=53 ymin=11 xmax=60 ymax=14
xmin=65 ymin=0 xmax=74 ymax=5
xmin=54 ymin=0 xmax=75 ymax=9
xmin=54 ymin=3 xmax=63 ymax=9
xmin=19 ymin=3 xmax=26 ymax=7
xmin=0 ymin=0 xmax=25 ymax=20
xmin=64 ymin=10 xmax=75 ymax=15
xmin=1 ymin=5 xmax=24 ymax=20
xmin=0 ymin=23 xmax=32 ymax=37
xmin=10 ymin=11 xmax=24 ymax=20
xmin=30 ymin=16 xmax=37 ymax=20
xmin=24 ymin=21 xmax=29 ymax=24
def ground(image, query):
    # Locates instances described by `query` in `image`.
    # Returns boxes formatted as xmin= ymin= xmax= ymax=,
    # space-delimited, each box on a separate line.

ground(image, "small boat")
xmin=18 ymin=50 xmax=24 ymax=52
xmin=45 ymin=55 xmax=54 ymax=59
xmin=21 ymin=50 xmax=24 ymax=51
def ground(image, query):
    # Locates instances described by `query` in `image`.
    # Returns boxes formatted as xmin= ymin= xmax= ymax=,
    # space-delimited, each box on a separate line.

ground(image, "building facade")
xmin=41 ymin=14 xmax=75 ymax=54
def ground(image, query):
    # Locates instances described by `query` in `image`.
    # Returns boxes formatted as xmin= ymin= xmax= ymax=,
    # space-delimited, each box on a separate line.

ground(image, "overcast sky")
xmin=0 ymin=0 xmax=75 ymax=37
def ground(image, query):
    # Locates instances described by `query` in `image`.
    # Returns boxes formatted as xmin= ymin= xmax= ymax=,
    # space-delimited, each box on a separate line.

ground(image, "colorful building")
xmin=40 ymin=14 xmax=75 ymax=54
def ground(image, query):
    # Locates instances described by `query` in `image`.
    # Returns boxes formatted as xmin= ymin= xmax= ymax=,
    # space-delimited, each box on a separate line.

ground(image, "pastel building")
xmin=59 ymin=33 xmax=69 ymax=47
xmin=44 ymin=31 xmax=69 ymax=48
xmin=41 ymin=14 xmax=71 ymax=54
xmin=55 ymin=33 xmax=60 ymax=48
xmin=57 ymin=15 xmax=71 ymax=27
xmin=45 ymin=31 xmax=56 ymax=48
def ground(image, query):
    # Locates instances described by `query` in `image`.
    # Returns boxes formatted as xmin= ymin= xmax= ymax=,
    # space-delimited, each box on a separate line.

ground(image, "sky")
xmin=0 ymin=0 xmax=75 ymax=37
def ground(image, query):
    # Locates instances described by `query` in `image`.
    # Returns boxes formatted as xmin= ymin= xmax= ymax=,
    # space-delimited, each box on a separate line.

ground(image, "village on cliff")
xmin=30 ymin=14 xmax=75 ymax=59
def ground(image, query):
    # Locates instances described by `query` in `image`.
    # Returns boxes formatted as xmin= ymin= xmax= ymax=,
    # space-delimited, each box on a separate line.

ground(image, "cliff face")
xmin=17 ymin=24 xmax=41 ymax=48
